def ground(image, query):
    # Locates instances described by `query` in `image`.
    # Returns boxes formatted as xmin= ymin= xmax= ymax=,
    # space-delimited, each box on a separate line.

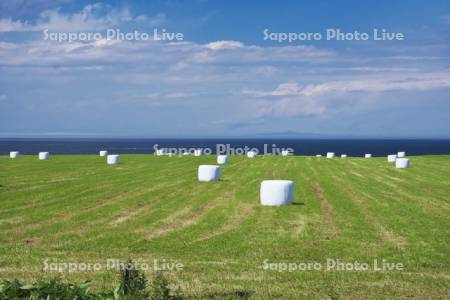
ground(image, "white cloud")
xmin=0 ymin=3 xmax=164 ymax=32
xmin=0 ymin=2 xmax=449 ymax=133
xmin=0 ymin=35 xmax=335 ymax=70
xmin=165 ymin=92 xmax=198 ymax=98
xmin=242 ymin=72 xmax=450 ymax=118
xmin=271 ymin=83 xmax=301 ymax=96
xmin=206 ymin=40 xmax=244 ymax=50
xmin=190 ymin=44 xmax=334 ymax=64
xmin=252 ymin=97 xmax=327 ymax=118
xmin=145 ymin=92 xmax=199 ymax=99
xmin=242 ymin=83 xmax=301 ymax=97
xmin=300 ymin=75 xmax=450 ymax=96
xmin=245 ymin=73 xmax=450 ymax=98
xmin=0 ymin=18 xmax=28 ymax=31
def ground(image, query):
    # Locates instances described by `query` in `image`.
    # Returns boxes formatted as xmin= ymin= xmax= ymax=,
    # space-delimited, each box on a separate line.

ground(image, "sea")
xmin=1 ymin=138 xmax=450 ymax=157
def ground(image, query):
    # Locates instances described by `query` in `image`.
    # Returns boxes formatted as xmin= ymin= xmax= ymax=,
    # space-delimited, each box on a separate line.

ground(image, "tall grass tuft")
xmin=116 ymin=260 xmax=149 ymax=299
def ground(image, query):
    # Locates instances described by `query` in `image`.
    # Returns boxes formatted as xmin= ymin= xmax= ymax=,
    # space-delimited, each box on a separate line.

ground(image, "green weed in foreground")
xmin=0 ymin=154 xmax=449 ymax=299
xmin=0 ymin=261 xmax=181 ymax=300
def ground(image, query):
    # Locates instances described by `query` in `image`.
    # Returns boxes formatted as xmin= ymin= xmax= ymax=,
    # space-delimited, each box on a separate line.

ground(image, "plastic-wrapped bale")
xmin=365 ymin=154 xmax=372 ymax=158
xmin=387 ymin=154 xmax=397 ymax=163
xmin=397 ymin=151 xmax=406 ymax=158
xmin=247 ymin=151 xmax=257 ymax=158
xmin=182 ymin=152 xmax=190 ymax=156
xmin=99 ymin=150 xmax=108 ymax=157
xmin=260 ymin=180 xmax=294 ymax=206
xmin=10 ymin=151 xmax=19 ymax=158
xmin=155 ymin=149 xmax=165 ymax=156
xmin=326 ymin=152 xmax=335 ymax=159
xmin=316 ymin=154 xmax=322 ymax=157
xmin=194 ymin=149 xmax=202 ymax=157
xmin=38 ymin=152 xmax=49 ymax=160
xmin=395 ymin=158 xmax=410 ymax=169
xmin=107 ymin=154 xmax=120 ymax=165
xmin=281 ymin=150 xmax=291 ymax=156
xmin=198 ymin=165 xmax=221 ymax=182
xmin=217 ymin=155 xmax=228 ymax=164
xmin=341 ymin=154 xmax=347 ymax=158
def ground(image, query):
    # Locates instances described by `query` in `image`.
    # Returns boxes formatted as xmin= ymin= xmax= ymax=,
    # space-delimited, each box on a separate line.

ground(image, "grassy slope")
xmin=0 ymin=154 xmax=449 ymax=299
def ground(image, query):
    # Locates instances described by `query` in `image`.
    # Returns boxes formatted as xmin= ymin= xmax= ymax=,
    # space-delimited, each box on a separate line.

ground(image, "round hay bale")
xmin=217 ymin=155 xmax=228 ymax=164
xmin=281 ymin=150 xmax=291 ymax=156
xmin=10 ymin=151 xmax=19 ymax=158
xmin=99 ymin=150 xmax=108 ymax=157
xmin=397 ymin=151 xmax=406 ymax=158
xmin=198 ymin=165 xmax=221 ymax=182
xmin=326 ymin=152 xmax=335 ymax=159
xmin=260 ymin=180 xmax=295 ymax=206
xmin=387 ymin=154 xmax=397 ymax=163
xmin=107 ymin=154 xmax=120 ymax=165
xmin=341 ymin=154 xmax=347 ymax=158
xmin=365 ymin=154 xmax=372 ymax=158
xmin=247 ymin=151 xmax=257 ymax=158
xmin=194 ymin=149 xmax=203 ymax=157
xmin=395 ymin=158 xmax=410 ymax=169
xmin=38 ymin=152 xmax=49 ymax=160
xmin=316 ymin=154 xmax=322 ymax=157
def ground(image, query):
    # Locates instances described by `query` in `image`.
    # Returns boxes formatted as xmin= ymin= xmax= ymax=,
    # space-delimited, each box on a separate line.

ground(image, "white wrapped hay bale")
xmin=397 ymin=151 xmax=406 ymax=158
xmin=10 ymin=151 xmax=19 ymax=158
xmin=316 ymin=154 xmax=322 ymax=157
xmin=326 ymin=152 xmax=335 ymax=159
xmin=395 ymin=158 xmax=410 ymax=169
xmin=281 ymin=150 xmax=291 ymax=156
xmin=247 ymin=151 xmax=257 ymax=158
xmin=194 ymin=149 xmax=202 ymax=157
xmin=260 ymin=180 xmax=294 ymax=206
xmin=365 ymin=154 xmax=372 ymax=158
xmin=198 ymin=165 xmax=221 ymax=182
xmin=341 ymin=154 xmax=347 ymax=158
xmin=38 ymin=152 xmax=49 ymax=160
xmin=182 ymin=152 xmax=190 ymax=156
xmin=99 ymin=150 xmax=108 ymax=157
xmin=217 ymin=155 xmax=228 ymax=164
xmin=107 ymin=154 xmax=120 ymax=165
xmin=387 ymin=154 xmax=397 ymax=163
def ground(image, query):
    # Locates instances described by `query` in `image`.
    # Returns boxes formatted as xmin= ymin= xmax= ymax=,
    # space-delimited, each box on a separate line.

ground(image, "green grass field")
xmin=0 ymin=154 xmax=449 ymax=299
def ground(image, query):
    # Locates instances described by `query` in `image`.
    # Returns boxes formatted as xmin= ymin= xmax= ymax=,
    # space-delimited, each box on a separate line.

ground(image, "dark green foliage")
xmin=116 ymin=260 xmax=149 ymax=299
xmin=0 ymin=278 xmax=106 ymax=299
xmin=0 ymin=262 xmax=183 ymax=299
xmin=149 ymin=272 xmax=182 ymax=300
xmin=149 ymin=272 xmax=169 ymax=300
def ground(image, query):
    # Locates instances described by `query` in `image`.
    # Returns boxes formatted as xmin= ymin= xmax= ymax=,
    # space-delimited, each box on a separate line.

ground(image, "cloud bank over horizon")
xmin=0 ymin=1 xmax=449 ymax=138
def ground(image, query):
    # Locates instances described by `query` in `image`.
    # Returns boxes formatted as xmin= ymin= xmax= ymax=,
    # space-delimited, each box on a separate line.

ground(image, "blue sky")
xmin=0 ymin=0 xmax=449 ymax=138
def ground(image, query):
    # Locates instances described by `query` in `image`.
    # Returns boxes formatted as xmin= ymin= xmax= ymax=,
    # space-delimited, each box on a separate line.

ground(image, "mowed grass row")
xmin=0 ymin=154 xmax=449 ymax=299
